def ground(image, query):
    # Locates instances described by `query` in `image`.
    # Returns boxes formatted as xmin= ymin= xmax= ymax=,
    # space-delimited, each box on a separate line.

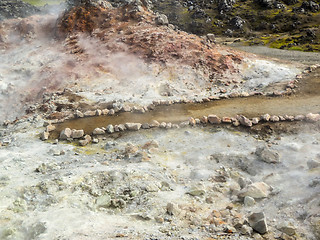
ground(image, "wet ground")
xmin=52 ymin=68 xmax=320 ymax=137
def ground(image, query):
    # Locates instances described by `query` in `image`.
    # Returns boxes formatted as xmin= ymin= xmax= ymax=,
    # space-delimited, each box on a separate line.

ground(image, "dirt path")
xmin=229 ymin=44 xmax=320 ymax=66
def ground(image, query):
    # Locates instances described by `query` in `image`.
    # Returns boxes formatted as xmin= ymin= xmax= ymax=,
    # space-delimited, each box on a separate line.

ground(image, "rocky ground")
xmin=0 ymin=0 xmax=320 ymax=239
xmin=149 ymin=0 xmax=320 ymax=52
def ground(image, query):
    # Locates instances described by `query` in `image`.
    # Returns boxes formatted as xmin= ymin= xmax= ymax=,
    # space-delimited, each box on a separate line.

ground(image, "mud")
xmin=52 ymin=68 xmax=320 ymax=136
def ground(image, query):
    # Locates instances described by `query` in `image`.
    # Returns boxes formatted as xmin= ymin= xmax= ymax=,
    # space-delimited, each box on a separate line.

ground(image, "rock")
xmin=95 ymin=109 xmax=102 ymax=116
xmin=256 ymin=147 xmax=280 ymax=163
xmin=124 ymin=143 xmax=138 ymax=155
xmin=59 ymin=128 xmax=72 ymax=140
xmin=96 ymin=194 xmax=111 ymax=209
xmin=166 ymin=202 xmax=179 ymax=215
xmin=92 ymin=138 xmax=99 ymax=144
xmin=307 ymin=159 xmax=320 ymax=169
xmin=122 ymin=105 xmax=131 ymax=112
xmin=208 ymin=115 xmax=221 ymax=124
xmin=278 ymin=223 xmax=296 ymax=236
xmin=159 ymin=122 xmax=166 ymax=128
xmin=189 ymin=117 xmax=196 ymax=126
xmin=106 ymin=124 xmax=114 ymax=133
xmin=101 ymin=109 xmax=109 ymax=115
xmin=238 ymin=182 xmax=271 ymax=199
xmin=230 ymin=16 xmax=245 ymax=30
xmin=108 ymin=109 xmax=115 ymax=115
xmin=125 ymin=123 xmax=141 ymax=131
xmin=93 ymin=127 xmax=105 ymax=135
xmin=305 ymin=113 xmax=320 ymax=122
xmin=240 ymin=225 xmax=253 ymax=235
xmin=233 ymin=120 xmax=240 ymax=126
xmin=142 ymin=140 xmax=159 ymax=149
xmin=46 ymin=124 xmax=56 ymax=132
xmin=222 ymin=117 xmax=232 ymax=123
xmin=301 ymin=1 xmax=320 ymax=12
xmin=40 ymin=131 xmax=49 ymax=141
xmin=166 ymin=122 xmax=172 ymax=129
xmin=207 ymin=33 xmax=215 ymax=42
xmin=118 ymin=124 xmax=126 ymax=131
xmin=201 ymin=116 xmax=208 ymax=124
xmin=270 ymin=115 xmax=279 ymax=122
xmin=239 ymin=115 xmax=252 ymax=127
xmin=79 ymin=135 xmax=91 ymax=146
xmin=150 ymin=120 xmax=160 ymax=127
xmin=284 ymin=115 xmax=295 ymax=121
xmin=84 ymin=110 xmax=96 ymax=117
xmin=71 ymin=129 xmax=84 ymax=139
xmin=155 ymin=14 xmax=168 ymax=25
xmin=187 ymin=186 xmax=206 ymax=196
xmin=252 ymin=117 xmax=260 ymax=125
xmin=141 ymin=123 xmax=150 ymax=129
xmin=294 ymin=115 xmax=305 ymax=121
xmin=248 ymin=212 xmax=268 ymax=234
xmin=244 ymin=196 xmax=255 ymax=207
xmin=261 ymin=114 xmax=270 ymax=121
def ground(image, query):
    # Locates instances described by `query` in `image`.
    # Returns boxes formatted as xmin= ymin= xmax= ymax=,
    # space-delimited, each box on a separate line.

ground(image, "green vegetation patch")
xmin=23 ymin=0 xmax=64 ymax=6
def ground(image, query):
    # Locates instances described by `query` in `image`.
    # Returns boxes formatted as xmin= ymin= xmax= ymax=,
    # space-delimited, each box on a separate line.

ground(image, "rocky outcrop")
xmin=0 ymin=0 xmax=39 ymax=21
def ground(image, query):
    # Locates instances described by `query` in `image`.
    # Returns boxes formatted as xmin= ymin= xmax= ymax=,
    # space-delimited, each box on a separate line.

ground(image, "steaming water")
xmin=0 ymin=123 xmax=319 ymax=239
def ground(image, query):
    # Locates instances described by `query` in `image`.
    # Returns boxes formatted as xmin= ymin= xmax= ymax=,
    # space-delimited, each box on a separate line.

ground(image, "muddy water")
xmin=53 ymin=68 xmax=320 ymax=137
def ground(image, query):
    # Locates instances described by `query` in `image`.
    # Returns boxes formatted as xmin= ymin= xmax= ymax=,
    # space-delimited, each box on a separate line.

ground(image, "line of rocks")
xmin=15 ymin=64 xmax=319 ymax=127
xmin=40 ymin=112 xmax=320 ymax=144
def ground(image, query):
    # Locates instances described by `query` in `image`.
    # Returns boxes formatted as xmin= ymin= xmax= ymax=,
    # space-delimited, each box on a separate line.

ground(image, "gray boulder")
xmin=248 ymin=212 xmax=268 ymax=234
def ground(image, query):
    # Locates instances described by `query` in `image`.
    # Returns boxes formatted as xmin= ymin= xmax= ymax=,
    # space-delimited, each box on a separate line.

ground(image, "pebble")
xmin=238 ymin=182 xmax=271 ymax=199
xmin=239 ymin=115 xmax=252 ymax=127
xmin=305 ymin=113 xmax=320 ymax=122
xmin=270 ymin=115 xmax=279 ymax=122
xmin=46 ymin=124 xmax=56 ymax=132
xmin=40 ymin=131 xmax=49 ymax=141
xmin=150 ymin=120 xmax=160 ymax=128
xmin=159 ymin=122 xmax=167 ymax=128
xmin=84 ymin=110 xmax=95 ymax=117
xmin=189 ymin=117 xmax=196 ymax=126
xmin=208 ymin=115 xmax=221 ymax=124
xmin=59 ymin=128 xmax=72 ymax=140
xmin=93 ymin=128 xmax=105 ymax=135
xmin=222 ymin=117 xmax=232 ymax=123
xmin=106 ymin=124 xmax=114 ymax=133
xmin=261 ymin=114 xmax=270 ymax=122
xmin=71 ymin=129 xmax=84 ymax=139
xmin=252 ymin=117 xmax=260 ymax=125
xmin=294 ymin=115 xmax=305 ymax=121
xmin=256 ymin=147 xmax=280 ymax=164
xmin=141 ymin=123 xmax=150 ymax=129
xmin=248 ymin=212 xmax=268 ymax=234
xmin=200 ymin=116 xmax=208 ymax=124
xmin=307 ymin=159 xmax=320 ymax=169
xmin=244 ymin=196 xmax=255 ymax=207
xmin=125 ymin=123 xmax=142 ymax=131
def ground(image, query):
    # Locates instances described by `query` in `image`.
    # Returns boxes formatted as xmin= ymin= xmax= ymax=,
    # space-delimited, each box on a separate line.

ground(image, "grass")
xmin=23 ymin=0 xmax=64 ymax=6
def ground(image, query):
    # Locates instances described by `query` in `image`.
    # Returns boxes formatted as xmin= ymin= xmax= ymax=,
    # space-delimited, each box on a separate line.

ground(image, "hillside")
xmin=151 ymin=0 xmax=320 ymax=51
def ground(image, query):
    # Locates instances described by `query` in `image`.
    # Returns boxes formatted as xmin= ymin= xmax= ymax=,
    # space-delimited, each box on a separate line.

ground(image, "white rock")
xmin=59 ymin=128 xmax=72 ymax=140
xmin=106 ymin=124 xmax=114 ymax=133
xmin=93 ymin=128 xmax=105 ymax=135
xmin=71 ymin=129 xmax=84 ymax=139
xmin=239 ymin=115 xmax=252 ymax=127
xmin=305 ymin=113 xmax=320 ymax=122
xmin=125 ymin=123 xmax=142 ymax=131
xmin=239 ymin=182 xmax=271 ymax=199
xmin=40 ymin=131 xmax=49 ymax=141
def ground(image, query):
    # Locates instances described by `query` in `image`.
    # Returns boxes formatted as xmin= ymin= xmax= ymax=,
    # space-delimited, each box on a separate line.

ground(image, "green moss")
xmin=22 ymin=0 xmax=64 ymax=6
